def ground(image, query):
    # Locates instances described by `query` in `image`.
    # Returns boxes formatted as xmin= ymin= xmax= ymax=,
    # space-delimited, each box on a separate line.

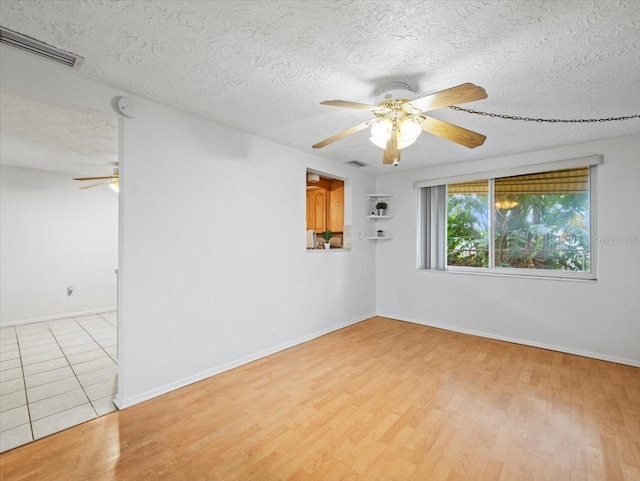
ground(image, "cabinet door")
xmin=306 ymin=191 xmax=314 ymax=230
xmin=328 ymin=180 xmax=344 ymax=232
xmin=306 ymin=189 xmax=327 ymax=232
xmin=313 ymin=189 xmax=327 ymax=232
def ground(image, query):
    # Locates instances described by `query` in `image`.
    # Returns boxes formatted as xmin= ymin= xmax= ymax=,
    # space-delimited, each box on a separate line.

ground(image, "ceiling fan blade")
xmin=382 ymin=130 xmax=400 ymax=165
xmin=421 ymin=116 xmax=486 ymax=148
xmin=320 ymin=100 xmax=390 ymax=113
xmin=312 ymin=120 xmax=374 ymax=149
xmin=405 ymin=83 xmax=487 ymax=114
xmin=73 ymin=175 xmax=117 ymax=181
xmin=78 ymin=180 xmax=113 ymax=189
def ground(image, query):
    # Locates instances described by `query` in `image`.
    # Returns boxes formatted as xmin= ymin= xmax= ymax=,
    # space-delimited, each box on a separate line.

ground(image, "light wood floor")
xmin=1 ymin=317 xmax=638 ymax=480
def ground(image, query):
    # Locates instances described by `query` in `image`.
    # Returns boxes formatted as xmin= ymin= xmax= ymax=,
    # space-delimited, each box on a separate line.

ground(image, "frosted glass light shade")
xmin=369 ymin=120 xmax=392 ymax=148
xmin=400 ymin=118 xmax=421 ymax=142
xmin=369 ymin=136 xmax=388 ymax=149
xmin=396 ymin=119 xmax=421 ymax=149
xmin=371 ymin=120 xmax=391 ymax=140
xmin=369 ymin=118 xmax=422 ymax=150
xmin=397 ymin=136 xmax=418 ymax=149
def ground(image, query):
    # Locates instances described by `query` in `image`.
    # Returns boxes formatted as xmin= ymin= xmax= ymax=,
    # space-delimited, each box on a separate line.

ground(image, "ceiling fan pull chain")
xmin=448 ymin=106 xmax=639 ymax=123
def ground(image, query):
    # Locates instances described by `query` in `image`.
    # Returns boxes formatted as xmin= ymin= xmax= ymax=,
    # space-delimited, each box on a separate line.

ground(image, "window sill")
xmin=307 ymin=248 xmax=351 ymax=253
xmin=417 ymin=267 xmax=597 ymax=282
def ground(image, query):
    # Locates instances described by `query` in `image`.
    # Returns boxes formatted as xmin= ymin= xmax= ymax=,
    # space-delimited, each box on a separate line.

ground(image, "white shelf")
xmin=366 ymin=193 xmax=392 ymax=200
xmin=366 ymin=194 xmax=392 ymax=242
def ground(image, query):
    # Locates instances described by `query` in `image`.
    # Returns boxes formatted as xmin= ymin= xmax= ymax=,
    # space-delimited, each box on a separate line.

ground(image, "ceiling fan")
xmin=73 ymin=168 xmax=119 ymax=192
xmin=312 ymin=82 xmax=488 ymax=166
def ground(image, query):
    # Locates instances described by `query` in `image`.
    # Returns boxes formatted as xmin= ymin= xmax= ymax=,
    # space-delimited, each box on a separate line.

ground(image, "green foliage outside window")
xmin=447 ymin=183 xmax=590 ymax=271
xmin=493 ymin=193 xmax=590 ymax=271
xmin=447 ymin=194 xmax=489 ymax=267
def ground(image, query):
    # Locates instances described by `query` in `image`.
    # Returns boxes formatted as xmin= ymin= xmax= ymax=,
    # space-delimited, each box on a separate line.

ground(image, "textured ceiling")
xmin=1 ymin=0 xmax=639 ymax=175
xmin=0 ymin=92 xmax=119 ymax=176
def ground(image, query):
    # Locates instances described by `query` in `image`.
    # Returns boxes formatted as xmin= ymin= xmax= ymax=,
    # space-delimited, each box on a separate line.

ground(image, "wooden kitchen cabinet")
xmin=306 ymin=177 xmax=344 ymax=235
xmin=306 ymin=189 xmax=327 ymax=232
xmin=327 ymin=180 xmax=344 ymax=232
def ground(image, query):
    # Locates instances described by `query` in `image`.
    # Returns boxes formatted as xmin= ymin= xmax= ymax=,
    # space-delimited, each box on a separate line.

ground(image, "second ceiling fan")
xmin=312 ymin=82 xmax=488 ymax=166
xmin=73 ymin=168 xmax=119 ymax=192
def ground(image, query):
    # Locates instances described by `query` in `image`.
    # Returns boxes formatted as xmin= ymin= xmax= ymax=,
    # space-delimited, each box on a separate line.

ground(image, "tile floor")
xmin=0 ymin=311 xmax=117 ymax=452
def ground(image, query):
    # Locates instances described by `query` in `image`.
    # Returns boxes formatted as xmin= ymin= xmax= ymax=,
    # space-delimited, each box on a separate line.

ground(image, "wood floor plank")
xmin=1 ymin=317 xmax=639 ymax=480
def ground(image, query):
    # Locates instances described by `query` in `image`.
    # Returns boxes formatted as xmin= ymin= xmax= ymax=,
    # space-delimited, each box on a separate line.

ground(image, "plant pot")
xmin=377 ymin=209 xmax=386 ymax=216
xmin=324 ymin=243 xmax=331 ymax=249
xmin=377 ymin=231 xmax=384 ymax=237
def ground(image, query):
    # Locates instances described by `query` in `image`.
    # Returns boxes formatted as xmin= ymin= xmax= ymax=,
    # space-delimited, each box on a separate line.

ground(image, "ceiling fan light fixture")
xmin=400 ymin=118 xmax=421 ymax=142
xmin=370 ymin=117 xmax=422 ymax=150
xmin=369 ymin=135 xmax=388 ymax=149
xmin=109 ymin=181 xmax=119 ymax=193
xmin=396 ymin=118 xmax=422 ymax=149
xmin=369 ymin=120 xmax=392 ymax=148
xmin=397 ymin=136 xmax=418 ymax=150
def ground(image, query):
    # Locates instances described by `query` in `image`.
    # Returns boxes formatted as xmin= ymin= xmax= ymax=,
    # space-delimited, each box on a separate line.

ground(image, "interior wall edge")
xmin=0 ymin=307 xmax=117 ymax=327
xmin=113 ymin=312 xmax=375 ymax=409
xmin=376 ymin=313 xmax=640 ymax=368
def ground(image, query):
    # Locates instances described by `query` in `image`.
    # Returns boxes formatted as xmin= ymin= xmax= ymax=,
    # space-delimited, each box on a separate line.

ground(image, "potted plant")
xmin=376 ymin=201 xmax=387 ymax=216
xmin=321 ymin=230 xmax=333 ymax=249
xmin=377 ymin=229 xmax=384 ymax=237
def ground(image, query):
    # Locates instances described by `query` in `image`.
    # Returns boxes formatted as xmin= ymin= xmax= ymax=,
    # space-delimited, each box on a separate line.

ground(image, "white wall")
xmin=1 ymin=49 xmax=376 ymax=407
xmin=0 ymin=165 xmax=118 ymax=325
xmin=117 ymin=100 xmax=376 ymax=406
xmin=375 ymin=136 xmax=640 ymax=366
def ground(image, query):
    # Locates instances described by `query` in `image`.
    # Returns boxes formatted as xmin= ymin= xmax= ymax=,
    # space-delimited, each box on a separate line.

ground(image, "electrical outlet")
xmin=67 ymin=286 xmax=74 ymax=296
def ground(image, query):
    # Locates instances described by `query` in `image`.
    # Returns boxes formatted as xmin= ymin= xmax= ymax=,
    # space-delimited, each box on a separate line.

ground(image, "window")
xmin=493 ymin=168 xmax=590 ymax=271
xmin=447 ymin=180 xmax=489 ymax=267
xmin=417 ymin=156 xmax=600 ymax=279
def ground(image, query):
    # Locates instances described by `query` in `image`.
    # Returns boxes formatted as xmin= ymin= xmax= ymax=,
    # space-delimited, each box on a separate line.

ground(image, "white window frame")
xmin=416 ymin=155 xmax=602 ymax=280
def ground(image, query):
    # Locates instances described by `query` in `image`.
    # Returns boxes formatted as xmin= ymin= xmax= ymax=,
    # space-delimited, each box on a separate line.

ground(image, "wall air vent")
xmin=0 ymin=26 xmax=84 ymax=70
xmin=345 ymin=160 xmax=369 ymax=168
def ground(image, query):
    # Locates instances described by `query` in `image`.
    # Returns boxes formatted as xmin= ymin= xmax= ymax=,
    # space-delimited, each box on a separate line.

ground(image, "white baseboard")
xmin=377 ymin=312 xmax=640 ymax=368
xmin=1 ymin=308 xmax=117 ymax=327
xmin=113 ymin=313 xmax=374 ymax=410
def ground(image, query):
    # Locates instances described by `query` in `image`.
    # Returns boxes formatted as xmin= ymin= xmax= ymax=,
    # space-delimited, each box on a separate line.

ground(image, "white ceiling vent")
xmin=0 ymin=26 xmax=84 ymax=69
xmin=345 ymin=160 xmax=369 ymax=168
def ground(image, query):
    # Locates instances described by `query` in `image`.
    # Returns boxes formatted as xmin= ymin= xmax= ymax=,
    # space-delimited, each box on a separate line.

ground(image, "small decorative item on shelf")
xmin=321 ymin=230 xmax=333 ymax=249
xmin=376 ymin=201 xmax=387 ymax=216
xmin=377 ymin=229 xmax=384 ymax=237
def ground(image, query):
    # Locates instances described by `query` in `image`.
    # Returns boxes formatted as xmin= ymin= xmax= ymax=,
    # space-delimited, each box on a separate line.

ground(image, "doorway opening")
xmin=0 ymin=93 xmax=119 ymax=452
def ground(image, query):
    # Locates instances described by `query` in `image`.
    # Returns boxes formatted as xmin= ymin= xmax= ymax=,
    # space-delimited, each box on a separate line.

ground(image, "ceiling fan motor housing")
xmin=374 ymin=82 xmax=419 ymax=106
